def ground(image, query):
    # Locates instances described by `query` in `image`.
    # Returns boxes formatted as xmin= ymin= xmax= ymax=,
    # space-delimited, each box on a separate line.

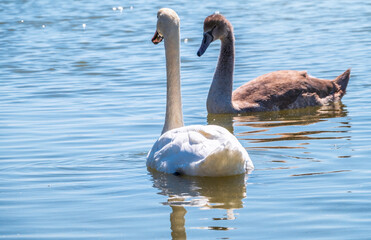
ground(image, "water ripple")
xmin=1 ymin=0 xmax=371 ymax=239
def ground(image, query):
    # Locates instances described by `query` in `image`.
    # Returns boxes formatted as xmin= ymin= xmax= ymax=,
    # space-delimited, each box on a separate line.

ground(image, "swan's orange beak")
xmin=152 ymin=31 xmax=163 ymax=45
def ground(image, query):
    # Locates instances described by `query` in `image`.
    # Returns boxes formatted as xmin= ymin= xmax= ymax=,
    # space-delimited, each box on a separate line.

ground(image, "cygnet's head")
xmin=197 ymin=13 xmax=233 ymax=56
xmin=152 ymin=8 xmax=180 ymax=45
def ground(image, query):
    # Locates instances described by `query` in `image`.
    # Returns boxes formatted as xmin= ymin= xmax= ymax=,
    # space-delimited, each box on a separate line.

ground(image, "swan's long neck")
xmin=162 ymin=26 xmax=184 ymax=134
xmin=207 ymin=31 xmax=236 ymax=113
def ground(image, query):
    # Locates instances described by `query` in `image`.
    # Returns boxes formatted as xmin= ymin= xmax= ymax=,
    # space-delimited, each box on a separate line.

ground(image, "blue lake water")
xmin=1 ymin=0 xmax=371 ymax=239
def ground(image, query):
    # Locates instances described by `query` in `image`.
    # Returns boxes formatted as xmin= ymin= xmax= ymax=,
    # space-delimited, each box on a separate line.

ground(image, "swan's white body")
xmin=147 ymin=8 xmax=253 ymax=177
xmin=147 ymin=125 xmax=252 ymax=176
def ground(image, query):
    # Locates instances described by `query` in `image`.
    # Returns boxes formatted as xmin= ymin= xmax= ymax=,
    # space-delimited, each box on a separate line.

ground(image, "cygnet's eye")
xmin=207 ymin=25 xmax=217 ymax=35
xmin=206 ymin=25 xmax=216 ymax=37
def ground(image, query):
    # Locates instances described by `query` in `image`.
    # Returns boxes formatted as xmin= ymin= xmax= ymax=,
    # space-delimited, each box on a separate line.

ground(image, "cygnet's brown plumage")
xmin=197 ymin=13 xmax=351 ymax=114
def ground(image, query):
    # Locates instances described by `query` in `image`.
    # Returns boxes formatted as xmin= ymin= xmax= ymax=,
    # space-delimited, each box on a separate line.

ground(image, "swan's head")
xmin=197 ymin=13 xmax=233 ymax=57
xmin=152 ymin=8 xmax=180 ymax=45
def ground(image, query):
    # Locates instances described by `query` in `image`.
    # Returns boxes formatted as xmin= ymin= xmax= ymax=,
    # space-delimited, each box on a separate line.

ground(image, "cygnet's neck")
xmin=162 ymin=25 xmax=184 ymax=134
xmin=207 ymin=31 xmax=236 ymax=114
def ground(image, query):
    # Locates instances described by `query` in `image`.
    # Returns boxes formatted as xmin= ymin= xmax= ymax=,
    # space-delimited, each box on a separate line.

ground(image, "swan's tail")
xmin=195 ymin=142 xmax=253 ymax=177
xmin=333 ymin=69 xmax=351 ymax=97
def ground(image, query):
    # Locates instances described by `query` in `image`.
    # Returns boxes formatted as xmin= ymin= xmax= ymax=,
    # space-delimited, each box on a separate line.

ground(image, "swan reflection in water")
xmin=208 ymin=103 xmax=349 ymax=136
xmin=207 ymin=103 xmax=352 ymax=174
xmin=149 ymin=171 xmax=248 ymax=239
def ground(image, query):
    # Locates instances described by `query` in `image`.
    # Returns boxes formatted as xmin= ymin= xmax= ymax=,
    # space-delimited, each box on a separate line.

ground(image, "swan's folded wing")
xmin=147 ymin=125 xmax=253 ymax=176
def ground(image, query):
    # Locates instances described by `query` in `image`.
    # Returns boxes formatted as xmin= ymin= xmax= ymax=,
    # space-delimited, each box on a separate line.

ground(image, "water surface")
xmin=1 ymin=0 xmax=371 ymax=239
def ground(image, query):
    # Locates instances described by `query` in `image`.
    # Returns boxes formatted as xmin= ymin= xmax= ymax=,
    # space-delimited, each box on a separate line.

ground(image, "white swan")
xmin=147 ymin=8 xmax=253 ymax=177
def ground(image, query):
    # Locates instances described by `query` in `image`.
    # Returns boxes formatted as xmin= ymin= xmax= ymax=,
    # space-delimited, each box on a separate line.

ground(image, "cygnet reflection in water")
xmin=208 ymin=103 xmax=348 ymax=135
